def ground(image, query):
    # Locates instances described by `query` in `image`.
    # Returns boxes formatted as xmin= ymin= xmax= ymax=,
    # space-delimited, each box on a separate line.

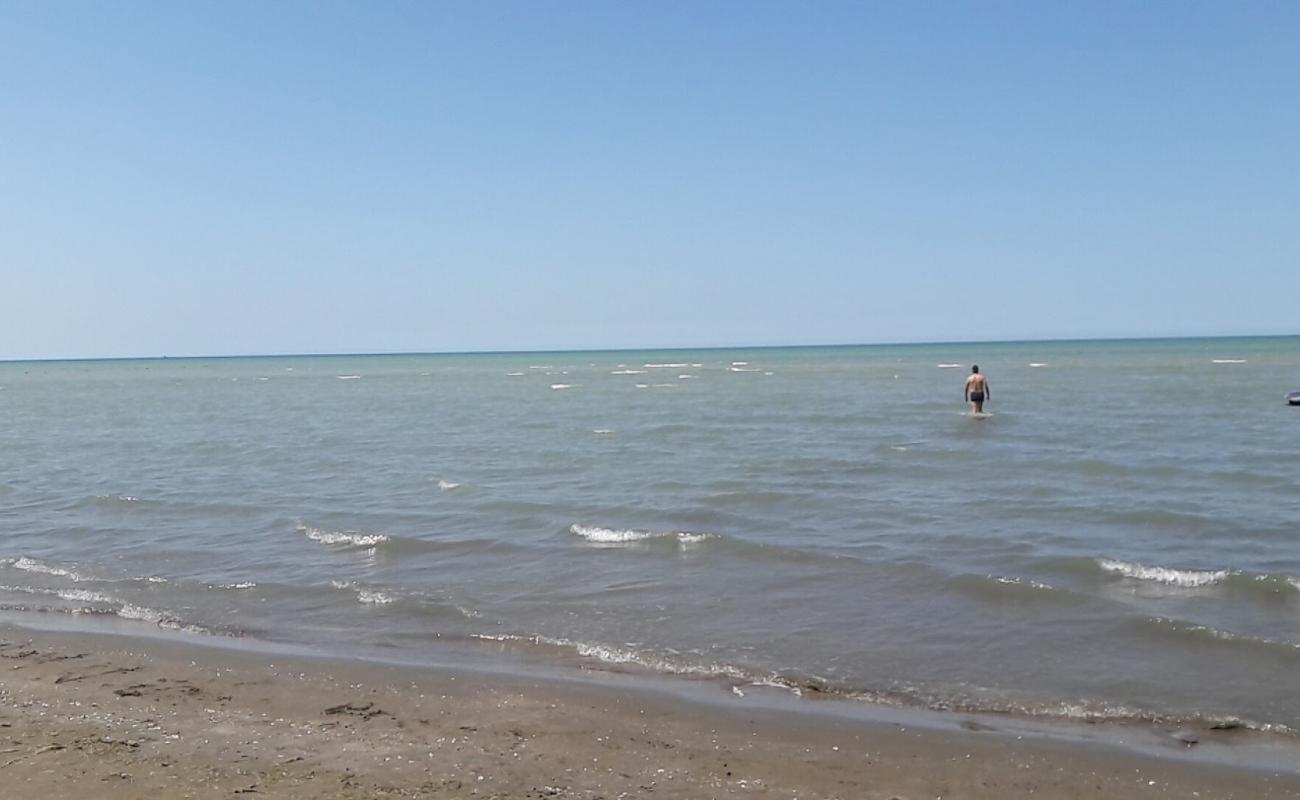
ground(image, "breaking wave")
xmin=569 ymin=524 xmax=714 ymax=546
xmin=468 ymin=632 xmax=1294 ymax=734
xmin=6 ymin=557 xmax=92 ymax=582
xmin=1098 ymin=558 xmax=1231 ymax=587
xmin=298 ymin=524 xmax=390 ymax=548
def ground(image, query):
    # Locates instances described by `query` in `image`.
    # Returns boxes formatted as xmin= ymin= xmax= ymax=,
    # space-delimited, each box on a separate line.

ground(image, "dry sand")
xmin=0 ymin=625 xmax=1297 ymax=799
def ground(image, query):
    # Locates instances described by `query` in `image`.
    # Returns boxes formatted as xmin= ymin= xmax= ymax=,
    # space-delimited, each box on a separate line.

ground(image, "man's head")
xmin=971 ymin=365 xmax=980 ymax=374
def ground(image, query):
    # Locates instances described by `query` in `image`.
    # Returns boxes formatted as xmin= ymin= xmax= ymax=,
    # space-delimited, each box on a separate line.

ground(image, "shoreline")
xmin=1 ymin=622 xmax=1298 ymax=798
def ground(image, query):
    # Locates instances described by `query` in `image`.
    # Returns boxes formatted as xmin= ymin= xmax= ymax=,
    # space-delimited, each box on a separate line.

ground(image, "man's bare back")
xmin=964 ymin=365 xmax=989 ymax=414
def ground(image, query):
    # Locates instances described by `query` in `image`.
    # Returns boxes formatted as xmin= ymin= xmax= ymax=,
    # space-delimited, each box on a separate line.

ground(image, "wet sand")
xmin=0 ymin=625 xmax=1297 ymax=799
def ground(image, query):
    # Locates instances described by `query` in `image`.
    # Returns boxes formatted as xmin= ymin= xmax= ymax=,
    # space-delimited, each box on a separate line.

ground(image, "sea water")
xmin=1 ymin=337 xmax=1299 ymax=731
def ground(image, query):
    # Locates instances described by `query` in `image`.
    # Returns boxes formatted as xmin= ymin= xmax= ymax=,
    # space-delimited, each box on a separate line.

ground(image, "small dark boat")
xmin=1288 ymin=391 xmax=1300 ymax=406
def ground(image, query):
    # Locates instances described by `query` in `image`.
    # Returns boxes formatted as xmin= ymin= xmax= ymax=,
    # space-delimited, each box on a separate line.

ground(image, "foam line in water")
xmin=1098 ymin=558 xmax=1231 ymax=587
xmin=472 ymin=634 xmax=754 ymax=683
xmin=357 ymin=590 xmax=395 ymax=605
xmin=331 ymin=580 xmax=395 ymax=606
xmin=549 ymin=384 xmax=577 ymax=390
xmin=57 ymin=588 xmax=117 ymax=604
xmin=991 ymin=576 xmax=1055 ymax=590
xmin=298 ymin=524 xmax=390 ymax=548
xmin=1143 ymin=616 xmax=1300 ymax=659
xmin=610 ymin=369 xmax=647 ymax=375
xmin=437 ymin=479 xmax=461 ymax=491
xmin=6 ymin=557 xmax=92 ymax=582
xmin=335 ymin=375 xmax=361 ymax=380
xmin=1211 ymin=359 xmax=1247 ymax=364
xmin=569 ymin=524 xmax=713 ymax=546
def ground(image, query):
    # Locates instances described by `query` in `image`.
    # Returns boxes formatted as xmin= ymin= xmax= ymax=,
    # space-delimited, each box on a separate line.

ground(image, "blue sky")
xmin=2 ymin=1 xmax=1297 ymax=359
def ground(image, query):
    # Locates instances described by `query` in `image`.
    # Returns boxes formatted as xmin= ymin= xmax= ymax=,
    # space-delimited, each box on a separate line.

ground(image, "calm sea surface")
xmin=2 ymin=338 xmax=1299 ymax=731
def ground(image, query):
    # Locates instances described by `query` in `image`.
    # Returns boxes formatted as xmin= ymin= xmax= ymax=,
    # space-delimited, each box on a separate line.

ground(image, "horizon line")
xmin=2 ymin=332 xmax=1297 ymax=365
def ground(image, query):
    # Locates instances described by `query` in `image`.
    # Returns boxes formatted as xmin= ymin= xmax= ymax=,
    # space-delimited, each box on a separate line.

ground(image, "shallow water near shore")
xmin=2 ymin=337 xmax=1299 ymax=734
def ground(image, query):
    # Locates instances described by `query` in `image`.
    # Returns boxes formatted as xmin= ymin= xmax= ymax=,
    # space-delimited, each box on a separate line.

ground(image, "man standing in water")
xmin=964 ymin=365 xmax=990 ymax=414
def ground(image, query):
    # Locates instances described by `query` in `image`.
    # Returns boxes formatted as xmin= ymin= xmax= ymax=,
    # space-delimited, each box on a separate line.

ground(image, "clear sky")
xmin=2 ymin=1 xmax=1297 ymax=359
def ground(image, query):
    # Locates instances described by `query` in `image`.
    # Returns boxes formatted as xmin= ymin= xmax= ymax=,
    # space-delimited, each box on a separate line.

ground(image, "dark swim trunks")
xmin=970 ymin=392 xmax=984 ymax=403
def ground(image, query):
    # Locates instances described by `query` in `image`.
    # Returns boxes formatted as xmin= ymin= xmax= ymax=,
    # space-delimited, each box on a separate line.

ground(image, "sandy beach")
xmin=0 ymin=625 xmax=1295 ymax=799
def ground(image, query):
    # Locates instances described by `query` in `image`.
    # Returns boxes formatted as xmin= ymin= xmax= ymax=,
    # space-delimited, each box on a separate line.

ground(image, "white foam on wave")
xmin=529 ymin=365 xmax=553 ymax=370
xmin=331 ymin=580 xmax=394 ymax=606
xmin=731 ymin=362 xmax=748 ymax=366
xmin=219 ymin=581 xmax=257 ymax=590
xmin=437 ymin=479 xmax=462 ymax=491
xmin=570 ymin=524 xmax=712 ymax=546
xmin=635 ymin=384 xmax=649 ymax=389
xmin=471 ymin=633 xmax=752 ymax=682
xmin=592 ymin=429 xmax=614 ymax=435
xmin=1098 ymin=558 xmax=1230 ymax=587
xmin=506 ymin=372 xmax=525 ymax=376
xmin=1212 ymin=359 xmax=1247 ymax=364
xmin=652 ymin=383 xmax=678 ymax=388
xmin=550 ymin=384 xmax=577 ymax=390
xmin=992 ymin=576 xmax=1054 ymax=590
xmin=1029 ymin=362 xmax=1048 ymax=368
xmin=8 ymin=557 xmax=90 ymax=582
xmin=728 ymin=367 xmax=760 ymax=373
xmin=937 ymin=363 xmax=963 ymax=368
xmin=610 ymin=369 xmax=647 ymax=375
xmin=678 ymin=374 xmax=696 ymax=379
xmin=57 ymin=589 xmax=116 ymax=604
xmin=644 ymin=363 xmax=689 ymax=368
xmin=117 ymin=604 xmax=165 ymax=623
xmin=336 ymin=375 xmax=361 ymax=380
xmin=299 ymin=524 xmax=389 ymax=548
